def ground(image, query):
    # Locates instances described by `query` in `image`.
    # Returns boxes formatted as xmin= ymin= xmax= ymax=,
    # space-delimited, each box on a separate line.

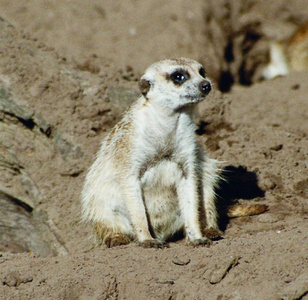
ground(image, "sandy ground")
xmin=0 ymin=1 xmax=307 ymax=299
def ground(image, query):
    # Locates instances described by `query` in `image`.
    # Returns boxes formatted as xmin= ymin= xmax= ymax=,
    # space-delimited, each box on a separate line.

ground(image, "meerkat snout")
xmin=199 ymin=80 xmax=211 ymax=96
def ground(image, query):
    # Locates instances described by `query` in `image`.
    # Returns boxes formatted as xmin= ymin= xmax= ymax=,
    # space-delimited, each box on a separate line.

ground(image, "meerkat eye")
xmin=169 ymin=70 xmax=189 ymax=85
xmin=199 ymin=67 xmax=206 ymax=78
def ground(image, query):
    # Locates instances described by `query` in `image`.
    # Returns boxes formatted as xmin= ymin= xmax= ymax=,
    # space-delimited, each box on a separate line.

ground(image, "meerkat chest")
xmin=135 ymin=108 xmax=196 ymax=176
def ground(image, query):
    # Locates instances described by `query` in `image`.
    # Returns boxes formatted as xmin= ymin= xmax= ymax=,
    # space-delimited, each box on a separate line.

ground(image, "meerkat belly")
xmin=140 ymin=160 xmax=184 ymax=239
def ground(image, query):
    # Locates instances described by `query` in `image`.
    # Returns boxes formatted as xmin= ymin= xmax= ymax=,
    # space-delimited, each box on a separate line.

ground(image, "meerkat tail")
xmin=227 ymin=204 xmax=269 ymax=218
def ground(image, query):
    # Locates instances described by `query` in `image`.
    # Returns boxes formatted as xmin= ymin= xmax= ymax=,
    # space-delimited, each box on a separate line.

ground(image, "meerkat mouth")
xmin=184 ymin=95 xmax=206 ymax=102
xmin=176 ymin=95 xmax=205 ymax=111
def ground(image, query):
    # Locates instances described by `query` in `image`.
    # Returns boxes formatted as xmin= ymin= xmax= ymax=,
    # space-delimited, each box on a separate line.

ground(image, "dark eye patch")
xmin=167 ymin=69 xmax=190 ymax=85
xmin=199 ymin=67 xmax=206 ymax=78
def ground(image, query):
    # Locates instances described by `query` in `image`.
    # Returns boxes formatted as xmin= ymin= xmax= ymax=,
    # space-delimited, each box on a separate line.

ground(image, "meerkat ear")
xmin=139 ymin=78 xmax=151 ymax=97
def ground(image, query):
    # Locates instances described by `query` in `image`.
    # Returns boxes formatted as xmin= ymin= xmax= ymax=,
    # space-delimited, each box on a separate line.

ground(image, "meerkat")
xmin=82 ymin=58 xmax=267 ymax=248
xmin=262 ymin=22 xmax=308 ymax=79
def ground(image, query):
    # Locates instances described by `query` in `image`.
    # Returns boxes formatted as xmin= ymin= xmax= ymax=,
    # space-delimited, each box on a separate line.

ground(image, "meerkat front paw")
xmin=139 ymin=239 xmax=169 ymax=249
xmin=187 ymin=237 xmax=211 ymax=247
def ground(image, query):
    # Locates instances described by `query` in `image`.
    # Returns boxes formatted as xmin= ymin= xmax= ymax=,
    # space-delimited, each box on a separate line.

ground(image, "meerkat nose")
xmin=199 ymin=80 xmax=211 ymax=95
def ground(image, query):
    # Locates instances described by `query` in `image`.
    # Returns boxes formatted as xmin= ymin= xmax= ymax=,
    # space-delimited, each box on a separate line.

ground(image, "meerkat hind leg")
xmin=200 ymin=157 xmax=220 ymax=229
xmin=199 ymin=156 xmax=224 ymax=240
xmin=94 ymin=222 xmax=130 ymax=248
xmin=202 ymin=227 xmax=224 ymax=240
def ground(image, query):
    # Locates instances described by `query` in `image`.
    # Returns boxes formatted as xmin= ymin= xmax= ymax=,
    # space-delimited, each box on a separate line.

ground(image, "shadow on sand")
xmin=215 ymin=165 xmax=265 ymax=231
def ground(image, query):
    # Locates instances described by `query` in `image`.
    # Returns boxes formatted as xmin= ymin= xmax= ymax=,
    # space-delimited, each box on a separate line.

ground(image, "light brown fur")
xmin=227 ymin=204 xmax=269 ymax=218
xmin=94 ymin=222 xmax=131 ymax=247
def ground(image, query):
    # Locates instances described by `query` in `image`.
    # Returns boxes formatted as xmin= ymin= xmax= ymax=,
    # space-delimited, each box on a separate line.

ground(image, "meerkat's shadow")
xmin=215 ymin=165 xmax=265 ymax=231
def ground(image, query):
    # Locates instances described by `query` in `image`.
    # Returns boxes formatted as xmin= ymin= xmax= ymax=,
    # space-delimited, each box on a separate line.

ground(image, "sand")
xmin=0 ymin=1 xmax=307 ymax=299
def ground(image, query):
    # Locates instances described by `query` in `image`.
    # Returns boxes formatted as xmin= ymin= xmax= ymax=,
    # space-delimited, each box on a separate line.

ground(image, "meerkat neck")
xmin=143 ymin=97 xmax=197 ymax=120
xmin=145 ymin=99 xmax=178 ymax=117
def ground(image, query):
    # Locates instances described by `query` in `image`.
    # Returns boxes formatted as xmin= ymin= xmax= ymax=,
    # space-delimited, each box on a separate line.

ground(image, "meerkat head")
xmin=139 ymin=58 xmax=211 ymax=110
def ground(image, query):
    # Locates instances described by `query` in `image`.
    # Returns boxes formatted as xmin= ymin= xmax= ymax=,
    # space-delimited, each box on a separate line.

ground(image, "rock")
xmin=3 ymin=272 xmax=33 ymax=287
xmin=0 ymin=85 xmax=34 ymax=122
xmin=0 ymin=84 xmax=83 ymax=160
xmin=0 ymin=191 xmax=59 ymax=257
xmin=209 ymin=256 xmax=239 ymax=284
xmin=279 ymin=273 xmax=308 ymax=300
xmin=257 ymin=213 xmax=280 ymax=223
xmin=270 ymin=144 xmax=283 ymax=151
xmin=172 ymin=257 xmax=191 ymax=266
xmin=0 ymin=145 xmax=38 ymax=209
